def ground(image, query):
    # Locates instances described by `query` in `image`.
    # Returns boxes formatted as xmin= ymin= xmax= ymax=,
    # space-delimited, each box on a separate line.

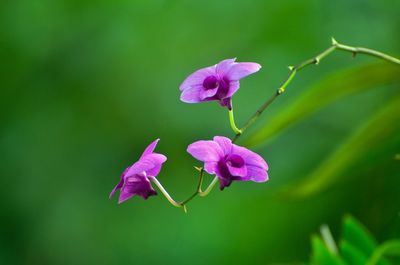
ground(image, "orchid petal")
xmin=246 ymin=165 xmax=269 ymax=182
xmin=187 ymin=140 xmax=223 ymax=162
xmin=226 ymin=62 xmax=261 ymax=81
xmin=227 ymin=164 xmax=247 ymax=177
xmin=179 ymin=66 xmax=216 ymax=92
xmin=180 ymin=85 xmax=203 ymax=103
xmin=216 ymin=58 xmax=236 ymax=76
xmin=140 ymin=138 xmax=160 ymax=158
xmin=199 ymin=87 xmax=218 ymax=100
xmin=204 ymin=161 xmax=218 ymax=175
xmin=233 ymin=145 xmax=268 ymax=169
xmin=213 ymin=136 xmax=233 ymax=155
xmin=225 ymin=81 xmax=240 ymax=98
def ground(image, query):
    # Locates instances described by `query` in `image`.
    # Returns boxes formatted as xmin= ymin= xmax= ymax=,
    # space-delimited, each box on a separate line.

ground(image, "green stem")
xmin=229 ymin=100 xmax=242 ymax=135
xmin=199 ymin=176 xmax=219 ymax=197
xmin=180 ymin=168 xmax=204 ymax=205
xmin=151 ymin=178 xmax=182 ymax=208
xmin=180 ymin=168 xmax=218 ymax=207
xmin=334 ymin=41 xmax=400 ymax=65
xmin=232 ymin=37 xmax=400 ymax=143
xmin=152 ymin=168 xmax=210 ymax=212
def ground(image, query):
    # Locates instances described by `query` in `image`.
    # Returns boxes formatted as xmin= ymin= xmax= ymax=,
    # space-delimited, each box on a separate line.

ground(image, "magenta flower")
xmin=179 ymin=58 xmax=261 ymax=109
xmin=187 ymin=136 xmax=268 ymax=189
xmin=110 ymin=139 xmax=167 ymax=203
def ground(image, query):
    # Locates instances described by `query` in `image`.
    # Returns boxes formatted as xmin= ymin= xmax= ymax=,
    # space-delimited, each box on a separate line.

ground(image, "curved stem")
xmin=229 ymin=101 xmax=242 ymax=135
xmin=199 ymin=176 xmax=219 ymax=197
xmin=180 ymin=168 xmax=218 ymax=205
xmin=178 ymin=168 xmax=220 ymax=207
xmin=334 ymin=41 xmax=400 ymax=65
xmin=180 ymin=168 xmax=204 ymax=205
xmin=153 ymin=168 xmax=208 ymax=212
xmin=151 ymin=178 xmax=182 ymax=208
xmin=232 ymin=37 xmax=400 ymax=143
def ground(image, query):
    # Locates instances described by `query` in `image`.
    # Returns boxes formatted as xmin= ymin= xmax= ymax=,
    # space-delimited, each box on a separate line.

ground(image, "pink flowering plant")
xmin=110 ymin=38 xmax=400 ymax=212
xmin=179 ymin=58 xmax=261 ymax=110
xmin=109 ymin=139 xmax=166 ymax=203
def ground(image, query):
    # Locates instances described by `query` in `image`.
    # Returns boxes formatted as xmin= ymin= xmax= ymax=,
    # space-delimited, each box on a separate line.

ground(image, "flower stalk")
xmin=199 ymin=176 xmax=219 ymax=197
xmin=228 ymin=100 xmax=242 ymax=135
xmin=151 ymin=178 xmax=182 ymax=208
xmin=151 ymin=167 xmax=209 ymax=212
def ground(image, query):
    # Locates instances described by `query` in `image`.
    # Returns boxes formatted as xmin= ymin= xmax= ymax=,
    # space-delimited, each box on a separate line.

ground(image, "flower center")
xmin=127 ymin=176 xmax=142 ymax=183
xmin=225 ymin=154 xmax=245 ymax=168
xmin=126 ymin=171 xmax=147 ymax=183
xmin=203 ymin=76 xmax=219 ymax=90
xmin=216 ymin=77 xmax=230 ymax=98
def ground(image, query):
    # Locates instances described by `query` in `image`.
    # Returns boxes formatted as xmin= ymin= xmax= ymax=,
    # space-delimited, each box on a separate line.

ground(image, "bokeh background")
xmin=1 ymin=0 xmax=399 ymax=264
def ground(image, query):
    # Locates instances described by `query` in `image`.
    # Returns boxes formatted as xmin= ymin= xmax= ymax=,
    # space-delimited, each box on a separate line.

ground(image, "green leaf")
xmin=310 ymin=235 xmax=346 ymax=265
xmin=339 ymin=240 xmax=369 ymax=265
xmin=342 ymin=216 xmax=377 ymax=257
xmin=241 ymin=62 xmax=400 ymax=147
xmin=339 ymin=216 xmax=391 ymax=265
xmin=281 ymin=94 xmax=400 ymax=197
xmin=367 ymin=240 xmax=400 ymax=265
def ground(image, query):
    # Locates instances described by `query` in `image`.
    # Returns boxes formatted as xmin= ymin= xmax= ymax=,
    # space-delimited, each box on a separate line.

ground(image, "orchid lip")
xmin=203 ymin=75 xmax=219 ymax=90
xmin=224 ymin=154 xmax=245 ymax=168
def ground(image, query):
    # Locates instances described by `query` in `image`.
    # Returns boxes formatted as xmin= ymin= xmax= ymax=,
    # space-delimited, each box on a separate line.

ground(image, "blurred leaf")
xmin=281 ymin=94 xmax=400 ymax=197
xmin=339 ymin=216 xmax=395 ymax=265
xmin=341 ymin=215 xmax=377 ymax=257
xmin=310 ymin=235 xmax=346 ymax=265
xmin=367 ymin=240 xmax=400 ymax=265
xmin=242 ymin=62 xmax=400 ymax=147
xmin=305 ymin=216 xmax=399 ymax=265
xmin=339 ymin=240 xmax=368 ymax=265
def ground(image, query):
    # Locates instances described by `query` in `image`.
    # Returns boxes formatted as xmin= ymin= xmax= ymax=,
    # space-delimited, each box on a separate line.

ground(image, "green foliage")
xmin=307 ymin=216 xmax=400 ymax=265
xmin=367 ymin=241 xmax=400 ymax=265
xmin=310 ymin=235 xmax=346 ymax=265
xmin=340 ymin=241 xmax=368 ymax=265
xmin=282 ymin=93 xmax=400 ymax=197
xmin=342 ymin=216 xmax=378 ymax=257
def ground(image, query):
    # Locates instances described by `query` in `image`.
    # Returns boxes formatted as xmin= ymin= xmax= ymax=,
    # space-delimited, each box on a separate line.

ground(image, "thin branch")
xmin=198 ymin=176 xmax=219 ymax=197
xmin=232 ymin=37 xmax=400 ymax=143
xmin=151 ymin=178 xmax=182 ymax=208
xmin=180 ymin=168 xmax=204 ymax=205
xmin=152 ymin=167 xmax=205 ymax=212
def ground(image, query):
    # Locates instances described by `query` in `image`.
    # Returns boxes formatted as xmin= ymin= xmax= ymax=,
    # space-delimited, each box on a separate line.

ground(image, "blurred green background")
xmin=1 ymin=0 xmax=399 ymax=264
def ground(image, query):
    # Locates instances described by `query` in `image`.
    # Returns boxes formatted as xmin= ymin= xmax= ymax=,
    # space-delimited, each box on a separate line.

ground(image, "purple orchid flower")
xmin=187 ymin=136 xmax=268 ymax=190
xmin=110 ymin=139 xmax=167 ymax=203
xmin=179 ymin=58 xmax=261 ymax=109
